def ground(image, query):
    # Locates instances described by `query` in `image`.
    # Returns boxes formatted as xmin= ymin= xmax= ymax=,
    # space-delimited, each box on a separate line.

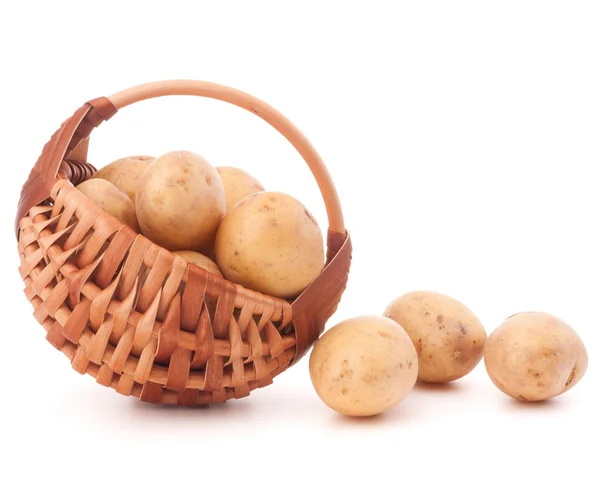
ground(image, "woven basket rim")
xmin=57 ymin=178 xmax=334 ymax=312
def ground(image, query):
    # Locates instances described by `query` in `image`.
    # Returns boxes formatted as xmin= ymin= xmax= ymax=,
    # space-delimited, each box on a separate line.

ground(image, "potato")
xmin=216 ymin=166 xmax=264 ymax=211
xmin=309 ymin=316 xmax=418 ymax=417
xmin=484 ymin=312 xmax=588 ymax=401
xmin=93 ymin=155 xmax=155 ymax=202
xmin=174 ymin=251 xmax=222 ymax=316
xmin=173 ymin=251 xmax=222 ymax=277
xmin=384 ymin=291 xmax=487 ymax=383
xmin=76 ymin=178 xmax=139 ymax=232
xmin=136 ymin=151 xmax=226 ymax=252
xmin=215 ymin=191 xmax=324 ymax=298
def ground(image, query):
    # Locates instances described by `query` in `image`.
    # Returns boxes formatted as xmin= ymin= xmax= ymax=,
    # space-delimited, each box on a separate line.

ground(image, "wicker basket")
xmin=15 ymin=80 xmax=352 ymax=406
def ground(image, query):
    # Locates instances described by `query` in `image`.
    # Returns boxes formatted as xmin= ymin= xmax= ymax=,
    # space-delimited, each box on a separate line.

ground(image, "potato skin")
xmin=93 ymin=155 xmax=154 ymax=202
xmin=76 ymin=178 xmax=139 ymax=232
xmin=216 ymin=166 xmax=264 ymax=211
xmin=173 ymin=251 xmax=222 ymax=277
xmin=309 ymin=316 xmax=418 ymax=417
xmin=384 ymin=291 xmax=487 ymax=383
xmin=484 ymin=312 xmax=588 ymax=401
xmin=136 ymin=151 xmax=226 ymax=252
xmin=215 ymin=191 xmax=324 ymax=298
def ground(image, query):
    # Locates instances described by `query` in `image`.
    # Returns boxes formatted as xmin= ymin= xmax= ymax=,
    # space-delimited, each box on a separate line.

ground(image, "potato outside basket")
xmin=15 ymin=80 xmax=352 ymax=406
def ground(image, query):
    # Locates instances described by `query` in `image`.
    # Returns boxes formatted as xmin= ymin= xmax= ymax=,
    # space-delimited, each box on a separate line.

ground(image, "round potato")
xmin=484 ymin=312 xmax=588 ymax=401
xmin=384 ymin=291 xmax=487 ymax=383
xmin=174 ymin=251 xmax=222 ymax=277
xmin=136 ymin=151 xmax=226 ymax=252
xmin=310 ymin=316 xmax=418 ymax=417
xmin=216 ymin=166 xmax=264 ymax=211
xmin=76 ymin=178 xmax=139 ymax=232
xmin=93 ymin=155 xmax=155 ymax=202
xmin=215 ymin=191 xmax=324 ymax=298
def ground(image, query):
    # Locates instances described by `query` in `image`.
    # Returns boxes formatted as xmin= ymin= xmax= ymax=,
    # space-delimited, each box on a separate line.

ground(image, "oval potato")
xmin=93 ymin=155 xmax=154 ymax=202
xmin=216 ymin=166 xmax=264 ymax=211
xmin=173 ymin=250 xmax=222 ymax=277
xmin=76 ymin=178 xmax=139 ymax=232
xmin=215 ymin=191 xmax=324 ymax=298
xmin=136 ymin=151 xmax=226 ymax=252
xmin=484 ymin=312 xmax=588 ymax=401
xmin=310 ymin=315 xmax=418 ymax=417
xmin=384 ymin=291 xmax=487 ymax=383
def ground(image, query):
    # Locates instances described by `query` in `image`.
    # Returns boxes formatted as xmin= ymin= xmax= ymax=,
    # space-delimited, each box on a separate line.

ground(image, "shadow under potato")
xmin=329 ymin=401 xmax=417 ymax=427
xmin=503 ymin=396 xmax=567 ymax=412
xmin=414 ymin=380 xmax=464 ymax=394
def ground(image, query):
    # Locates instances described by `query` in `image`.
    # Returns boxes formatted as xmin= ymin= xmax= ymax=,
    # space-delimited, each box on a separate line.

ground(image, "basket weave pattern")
xmin=16 ymin=81 xmax=351 ymax=405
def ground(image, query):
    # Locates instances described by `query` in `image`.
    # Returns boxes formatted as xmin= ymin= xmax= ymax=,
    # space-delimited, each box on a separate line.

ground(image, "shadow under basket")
xmin=15 ymin=80 xmax=352 ymax=406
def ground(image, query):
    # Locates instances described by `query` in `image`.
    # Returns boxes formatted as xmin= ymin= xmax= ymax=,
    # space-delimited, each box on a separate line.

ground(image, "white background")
xmin=1 ymin=1 xmax=598 ymax=477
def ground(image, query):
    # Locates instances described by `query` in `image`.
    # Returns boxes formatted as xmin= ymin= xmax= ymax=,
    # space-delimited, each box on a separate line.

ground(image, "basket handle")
xmin=108 ymin=80 xmax=345 ymax=234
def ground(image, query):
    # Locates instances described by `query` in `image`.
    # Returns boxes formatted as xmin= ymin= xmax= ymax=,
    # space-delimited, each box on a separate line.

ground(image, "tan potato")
xmin=384 ymin=291 xmax=487 ymax=383
xmin=136 ymin=151 xmax=226 ymax=252
xmin=484 ymin=312 xmax=588 ymax=401
xmin=216 ymin=166 xmax=264 ymax=211
xmin=173 ymin=251 xmax=221 ymax=318
xmin=173 ymin=251 xmax=222 ymax=277
xmin=310 ymin=316 xmax=418 ymax=417
xmin=93 ymin=155 xmax=155 ymax=202
xmin=76 ymin=178 xmax=139 ymax=232
xmin=215 ymin=191 xmax=324 ymax=299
